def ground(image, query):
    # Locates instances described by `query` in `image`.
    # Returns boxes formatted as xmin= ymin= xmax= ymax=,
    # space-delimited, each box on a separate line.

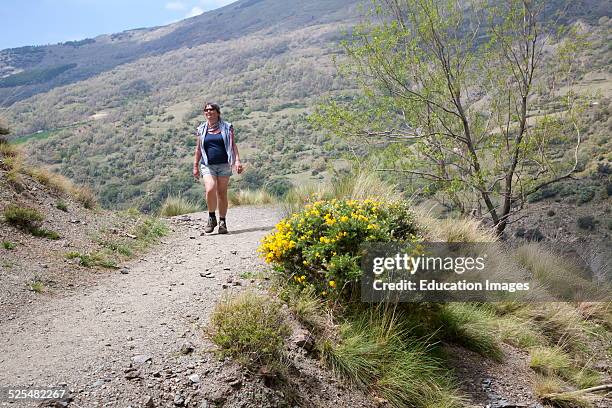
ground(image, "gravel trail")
xmin=0 ymin=206 xmax=282 ymax=407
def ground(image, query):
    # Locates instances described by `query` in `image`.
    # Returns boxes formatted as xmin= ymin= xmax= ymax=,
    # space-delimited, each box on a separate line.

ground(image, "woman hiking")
xmin=193 ymin=102 xmax=243 ymax=234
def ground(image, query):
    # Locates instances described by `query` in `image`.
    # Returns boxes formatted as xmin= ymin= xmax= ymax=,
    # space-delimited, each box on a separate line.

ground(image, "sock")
xmin=209 ymin=212 xmax=216 ymax=219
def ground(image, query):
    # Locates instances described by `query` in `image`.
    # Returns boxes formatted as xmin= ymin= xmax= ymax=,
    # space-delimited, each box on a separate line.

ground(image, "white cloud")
xmin=165 ymin=1 xmax=186 ymax=11
xmin=185 ymin=6 xmax=204 ymax=17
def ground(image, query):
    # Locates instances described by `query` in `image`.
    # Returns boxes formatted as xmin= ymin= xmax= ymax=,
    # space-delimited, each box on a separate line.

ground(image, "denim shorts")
xmin=200 ymin=163 xmax=232 ymax=177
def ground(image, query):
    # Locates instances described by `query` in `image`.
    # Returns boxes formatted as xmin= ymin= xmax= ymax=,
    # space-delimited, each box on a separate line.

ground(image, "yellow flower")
xmin=328 ymin=280 xmax=336 ymax=288
xmin=340 ymin=215 xmax=349 ymax=222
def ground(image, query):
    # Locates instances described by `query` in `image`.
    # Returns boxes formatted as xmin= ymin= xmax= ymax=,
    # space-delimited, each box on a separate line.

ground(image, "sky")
xmin=0 ymin=0 xmax=238 ymax=50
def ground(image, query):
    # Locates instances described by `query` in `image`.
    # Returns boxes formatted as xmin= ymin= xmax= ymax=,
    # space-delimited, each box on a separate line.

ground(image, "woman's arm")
xmin=193 ymin=132 xmax=201 ymax=179
xmin=230 ymin=126 xmax=243 ymax=174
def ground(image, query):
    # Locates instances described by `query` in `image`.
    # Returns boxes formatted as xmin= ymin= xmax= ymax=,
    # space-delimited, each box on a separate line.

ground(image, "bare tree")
xmin=313 ymin=0 xmax=585 ymax=234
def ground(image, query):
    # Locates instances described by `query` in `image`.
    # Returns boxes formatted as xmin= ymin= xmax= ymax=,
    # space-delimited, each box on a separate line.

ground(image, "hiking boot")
xmin=218 ymin=219 xmax=228 ymax=234
xmin=204 ymin=216 xmax=217 ymax=233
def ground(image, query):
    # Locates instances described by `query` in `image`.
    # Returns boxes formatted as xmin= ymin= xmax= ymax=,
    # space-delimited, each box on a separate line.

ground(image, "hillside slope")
xmin=0 ymin=0 xmax=360 ymax=106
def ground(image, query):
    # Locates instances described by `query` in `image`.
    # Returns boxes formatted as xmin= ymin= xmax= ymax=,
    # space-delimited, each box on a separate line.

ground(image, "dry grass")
xmin=529 ymin=346 xmax=572 ymax=376
xmin=25 ymin=167 xmax=74 ymax=194
xmin=1 ymin=140 xmax=98 ymax=209
xmin=534 ymin=376 xmax=596 ymax=408
xmin=519 ymin=303 xmax=590 ymax=350
xmin=71 ymin=185 xmax=97 ymax=209
xmin=514 ymin=243 xmax=604 ymax=302
xmin=281 ymin=169 xmax=400 ymax=216
xmin=228 ymin=189 xmax=276 ymax=206
xmin=159 ymin=194 xmax=200 ymax=216
xmin=413 ymin=206 xmax=498 ymax=242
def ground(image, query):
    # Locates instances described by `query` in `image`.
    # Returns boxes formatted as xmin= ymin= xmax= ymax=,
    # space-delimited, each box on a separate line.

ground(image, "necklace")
xmin=207 ymin=121 xmax=220 ymax=132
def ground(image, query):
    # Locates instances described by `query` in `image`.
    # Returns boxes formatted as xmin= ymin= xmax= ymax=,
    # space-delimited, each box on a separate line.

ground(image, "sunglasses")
xmin=204 ymin=108 xmax=217 ymax=112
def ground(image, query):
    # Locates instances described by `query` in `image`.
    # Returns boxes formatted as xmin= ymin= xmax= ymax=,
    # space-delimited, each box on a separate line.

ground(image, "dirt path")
xmin=0 ymin=206 xmax=282 ymax=407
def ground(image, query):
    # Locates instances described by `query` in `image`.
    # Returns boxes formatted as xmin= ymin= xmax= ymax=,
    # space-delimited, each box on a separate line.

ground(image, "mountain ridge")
xmin=0 ymin=0 xmax=361 ymax=106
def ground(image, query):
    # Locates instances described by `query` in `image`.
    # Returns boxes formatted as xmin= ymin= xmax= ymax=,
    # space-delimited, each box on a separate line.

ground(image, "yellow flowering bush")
xmin=260 ymin=199 xmax=420 ymax=297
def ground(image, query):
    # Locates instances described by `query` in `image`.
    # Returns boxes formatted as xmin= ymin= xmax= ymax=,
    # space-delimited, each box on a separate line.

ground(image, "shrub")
xmin=264 ymin=177 xmax=293 ymax=198
xmin=208 ymin=291 xmax=290 ymax=371
xmin=159 ymin=195 xmax=200 ymax=216
xmin=577 ymin=216 xmax=596 ymax=230
xmin=30 ymin=227 xmax=60 ymax=240
xmin=577 ymin=188 xmax=595 ymax=204
xmin=259 ymin=199 xmax=420 ymax=298
xmin=4 ymin=204 xmax=43 ymax=229
xmin=527 ymin=186 xmax=559 ymax=203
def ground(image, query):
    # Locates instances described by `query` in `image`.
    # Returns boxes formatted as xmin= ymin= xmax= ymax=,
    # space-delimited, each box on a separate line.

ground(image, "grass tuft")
xmin=435 ymin=303 xmax=504 ymax=361
xmin=26 ymin=167 xmax=74 ymax=194
xmin=55 ymin=200 xmax=68 ymax=212
xmin=320 ymin=307 xmax=462 ymax=408
xmin=65 ymin=251 xmax=116 ymax=268
xmin=534 ymin=376 xmax=596 ymax=408
xmin=208 ymin=291 xmax=290 ymax=371
xmin=159 ymin=194 xmax=200 ymax=216
xmin=284 ymin=285 xmax=328 ymax=334
xmin=3 ymin=204 xmax=44 ymax=228
xmin=71 ymin=185 xmax=97 ymax=209
xmin=529 ymin=346 xmax=572 ymax=376
xmin=514 ymin=244 xmax=602 ymax=301
xmin=28 ymin=277 xmax=45 ymax=293
xmin=2 ymin=240 xmax=17 ymax=250
xmin=228 ymin=189 xmax=276 ymax=206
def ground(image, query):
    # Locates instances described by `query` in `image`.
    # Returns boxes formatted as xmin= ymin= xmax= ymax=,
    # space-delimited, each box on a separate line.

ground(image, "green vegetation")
xmin=159 ymin=194 xmax=200 ymax=216
xmin=321 ymin=307 xmax=461 ymax=407
xmin=208 ymin=291 xmax=290 ymax=372
xmin=260 ymin=198 xmax=419 ymax=298
xmin=61 ymin=211 xmax=168 ymax=269
xmin=56 ymin=200 xmax=68 ymax=212
xmin=256 ymin=166 xmax=610 ymax=406
xmin=2 ymin=241 xmax=16 ymax=250
xmin=535 ymin=376 xmax=595 ymax=408
xmin=28 ymin=279 xmax=45 ymax=293
xmin=2 ymin=204 xmax=60 ymax=240
xmin=435 ymin=303 xmax=503 ymax=361
xmin=0 ymin=63 xmax=77 ymax=88
xmin=3 ymin=204 xmax=44 ymax=228
xmin=530 ymin=346 xmax=572 ymax=376
xmin=311 ymin=0 xmax=596 ymax=235
xmin=65 ymin=251 xmax=116 ymax=268
xmin=27 ymin=274 xmax=46 ymax=293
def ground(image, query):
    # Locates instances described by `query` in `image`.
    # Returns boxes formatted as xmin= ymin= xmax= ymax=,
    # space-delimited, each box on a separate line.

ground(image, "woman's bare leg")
xmin=216 ymin=176 xmax=230 ymax=217
xmin=203 ymin=175 xmax=218 ymax=212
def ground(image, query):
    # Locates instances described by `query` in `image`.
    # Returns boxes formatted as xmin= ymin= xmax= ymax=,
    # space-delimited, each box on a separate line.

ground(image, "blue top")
xmin=197 ymin=120 xmax=234 ymax=166
xmin=203 ymin=132 xmax=229 ymax=165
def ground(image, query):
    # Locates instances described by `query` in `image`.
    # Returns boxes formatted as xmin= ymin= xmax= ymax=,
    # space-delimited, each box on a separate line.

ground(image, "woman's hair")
xmin=203 ymin=102 xmax=221 ymax=116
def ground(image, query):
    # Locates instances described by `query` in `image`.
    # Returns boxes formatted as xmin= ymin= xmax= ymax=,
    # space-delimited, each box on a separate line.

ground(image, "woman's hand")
xmin=235 ymin=160 xmax=244 ymax=174
xmin=193 ymin=163 xmax=200 ymax=179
